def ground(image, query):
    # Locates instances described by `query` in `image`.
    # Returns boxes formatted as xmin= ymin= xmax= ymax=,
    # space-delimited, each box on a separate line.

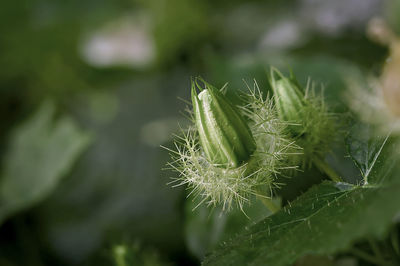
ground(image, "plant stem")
xmin=368 ymin=238 xmax=385 ymax=263
xmin=351 ymin=247 xmax=389 ymax=266
xmin=255 ymin=187 xmax=281 ymax=214
xmin=113 ymin=245 xmax=127 ymax=266
xmin=313 ymin=157 xmax=342 ymax=182
xmin=257 ymin=196 xmax=281 ymax=213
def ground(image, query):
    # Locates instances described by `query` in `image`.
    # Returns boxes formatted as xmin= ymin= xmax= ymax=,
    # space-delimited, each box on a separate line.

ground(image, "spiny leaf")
xmin=346 ymin=122 xmax=392 ymax=184
xmin=203 ymin=136 xmax=400 ymax=266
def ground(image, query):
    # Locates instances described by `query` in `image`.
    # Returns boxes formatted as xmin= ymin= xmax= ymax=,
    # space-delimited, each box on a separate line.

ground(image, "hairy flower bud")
xmin=269 ymin=68 xmax=337 ymax=169
xmin=270 ymin=69 xmax=305 ymax=135
xmin=191 ymin=79 xmax=256 ymax=168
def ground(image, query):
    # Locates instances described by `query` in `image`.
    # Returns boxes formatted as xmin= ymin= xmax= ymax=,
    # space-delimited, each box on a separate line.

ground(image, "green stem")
xmin=113 ymin=245 xmax=127 ymax=266
xmin=313 ymin=157 xmax=342 ymax=182
xmin=351 ymin=247 xmax=389 ymax=266
xmin=255 ymin=187 xmax=281 ymax=213
xmin=368 ymin=238 xmax=385 ymax=263
xmin=258 ymin=196 xmax=281 ymax=213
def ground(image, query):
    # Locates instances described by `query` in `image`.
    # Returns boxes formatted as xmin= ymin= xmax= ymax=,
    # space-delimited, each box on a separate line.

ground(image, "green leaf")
xmin=203 ymin=136 xmax=400 ymax=266
xmin=345 ymin=123 xmax=391 ymax=184
xmin=0 ymin=102 xmax=91 ymax=225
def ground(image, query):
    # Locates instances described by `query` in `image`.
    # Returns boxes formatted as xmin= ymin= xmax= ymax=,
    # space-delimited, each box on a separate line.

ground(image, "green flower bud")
xmin=191 ymin=79 xmax=256 ymax=168
xmin=270 ymin=68 xmax=337 ymax=169
xmin=271 ymin=69 xmax=305 ymax=133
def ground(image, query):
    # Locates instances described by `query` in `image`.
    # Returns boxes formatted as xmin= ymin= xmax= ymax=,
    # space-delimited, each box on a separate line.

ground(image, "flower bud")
xmin=271 ymin=69 xmax=305 ymax=134
xmin=270 ymin=68 xmax=337 ymax=169
xmin=191 ymin=79 xmax=256 ymax=168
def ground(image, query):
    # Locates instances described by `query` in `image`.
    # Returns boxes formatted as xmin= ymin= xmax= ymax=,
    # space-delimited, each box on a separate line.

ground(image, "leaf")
xmin=203 ymin=137 xmax=400 ymax=266
xmin=0 ymin=102 xmax=92 ymax=225
xmin=345 ymin=123 xmax=391 ymax=184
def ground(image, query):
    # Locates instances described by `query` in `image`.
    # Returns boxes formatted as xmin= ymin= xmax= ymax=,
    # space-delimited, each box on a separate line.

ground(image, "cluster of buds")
xmin=167 ymin=70 xmax=336 ymax=210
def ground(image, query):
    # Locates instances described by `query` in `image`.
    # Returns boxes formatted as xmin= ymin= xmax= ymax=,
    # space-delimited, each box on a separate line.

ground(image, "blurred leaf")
xmin=145 ymin=0 xmax=209 ymax=65
xmin=386 ymin=0 xmax=400 ymax=35
xmin=0 ymin=102 xmax=91 ymax=225
xmin=203 ymin=136 xmax=400 ymax=266
xmin=289 ymin=55 xmax=366 ymax=112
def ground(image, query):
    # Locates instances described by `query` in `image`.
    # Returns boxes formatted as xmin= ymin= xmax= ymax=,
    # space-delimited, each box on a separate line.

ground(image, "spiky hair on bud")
xmin=164 ymin=79 xmax=299 ymax=211
xmin=270 ymin=68 xmax=337 ymax=169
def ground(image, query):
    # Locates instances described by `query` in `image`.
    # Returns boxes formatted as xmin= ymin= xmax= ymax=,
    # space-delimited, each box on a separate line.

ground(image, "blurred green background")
xmin=0 ymin=0 xmax=398 ymax=265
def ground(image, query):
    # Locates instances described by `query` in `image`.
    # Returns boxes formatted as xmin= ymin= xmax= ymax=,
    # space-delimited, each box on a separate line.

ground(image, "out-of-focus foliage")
xmin=143 ymin=0 xmax=210 ymax=66
xmin=0 ymin=0 xmax=398 ymax=265
xmin=386 ymin=0 xmax=400 ymax=34
xmin=0 ymin=102 xmax=91 ymax=225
